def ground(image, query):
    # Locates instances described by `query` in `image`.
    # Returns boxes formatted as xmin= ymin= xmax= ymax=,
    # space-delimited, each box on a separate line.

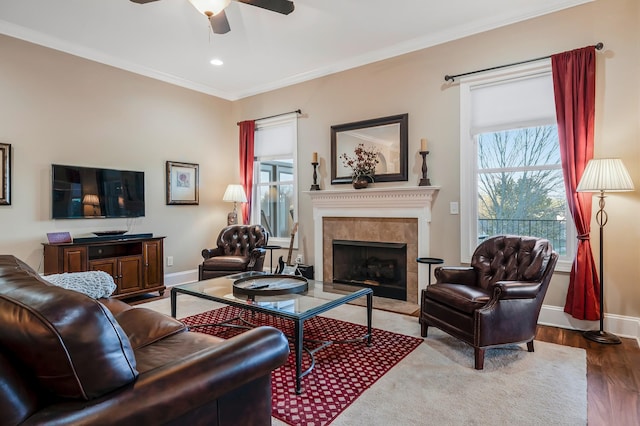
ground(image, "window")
xmin=251 ymin=114 xmax=298 ymax=245
xmin=459 ymin=62 xmax=574 ymax=270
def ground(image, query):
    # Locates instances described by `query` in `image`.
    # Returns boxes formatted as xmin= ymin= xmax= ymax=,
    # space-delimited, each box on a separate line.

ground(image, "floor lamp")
xmin=576 ymin=158 xmax=634 ymax=344
xmin=223 ymin=184 xmax=247 ymax=225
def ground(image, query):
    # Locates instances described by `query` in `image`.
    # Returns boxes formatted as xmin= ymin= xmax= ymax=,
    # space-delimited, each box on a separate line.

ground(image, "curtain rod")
xmin=444 ymin=42 xmax=604 ymax=82
xmin=237 ymin=109 xmax=301 ymax=125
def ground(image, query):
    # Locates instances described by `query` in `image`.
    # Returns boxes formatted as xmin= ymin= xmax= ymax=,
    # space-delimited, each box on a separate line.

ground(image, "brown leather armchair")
xmin=420 ymin=235 xmax=558 ymax=369
xmin=199 ymin=224 xmax=268 ymax=280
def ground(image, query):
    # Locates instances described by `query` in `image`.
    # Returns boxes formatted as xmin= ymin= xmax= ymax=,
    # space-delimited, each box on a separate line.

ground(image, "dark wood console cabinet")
xmin=43 ymin=236 xmax=166 ymax=299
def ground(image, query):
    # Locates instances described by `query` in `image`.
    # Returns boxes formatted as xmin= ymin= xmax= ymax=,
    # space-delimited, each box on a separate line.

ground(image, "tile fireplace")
xmin=307 ymin=186 xmax=439 ymax=304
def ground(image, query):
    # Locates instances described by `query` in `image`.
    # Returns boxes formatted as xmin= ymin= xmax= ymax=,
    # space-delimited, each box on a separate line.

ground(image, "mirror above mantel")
xmin=330 ymin=113 xmax=408 ymax=184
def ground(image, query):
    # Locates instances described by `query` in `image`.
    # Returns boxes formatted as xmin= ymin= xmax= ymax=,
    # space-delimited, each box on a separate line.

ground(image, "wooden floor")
xmin=132 ymin=293 xmax=639 ymax=425
xmin=536 ymin=325 xmax=640 ymax=425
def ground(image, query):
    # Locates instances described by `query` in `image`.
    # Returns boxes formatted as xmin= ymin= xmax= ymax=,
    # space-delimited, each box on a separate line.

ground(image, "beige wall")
xmin=233 ymin=0 xmax=640 ymax=318
xmin=0 ymin=0 xmax=638 ymax=318
xmin=0 ymin=34 xmax=236 ymax=273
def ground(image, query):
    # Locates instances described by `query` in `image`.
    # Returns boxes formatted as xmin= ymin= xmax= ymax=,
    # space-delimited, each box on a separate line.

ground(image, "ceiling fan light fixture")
xmin=188 ymin=0 xmax=231 ymax=16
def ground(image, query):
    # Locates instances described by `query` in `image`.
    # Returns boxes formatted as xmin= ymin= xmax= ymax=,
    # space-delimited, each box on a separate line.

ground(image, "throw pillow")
xmin=44 ymin=271 xmax=117 ymax=299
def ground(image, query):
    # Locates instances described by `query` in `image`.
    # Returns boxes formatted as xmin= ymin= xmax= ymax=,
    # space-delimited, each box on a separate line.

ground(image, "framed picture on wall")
xmin=166 ymin=161 xmax=199 ymax=205
xmin=0 ymin=143 xmax=11 ymax=205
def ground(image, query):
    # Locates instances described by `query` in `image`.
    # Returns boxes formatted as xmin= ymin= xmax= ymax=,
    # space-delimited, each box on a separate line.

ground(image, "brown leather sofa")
xmin=0 ymin=254 xmax=289 ymax=425
xmin=420 ymin=235 xmax=558 ymax=369
xmin=199 ymin=224 xmax=268 ymax=280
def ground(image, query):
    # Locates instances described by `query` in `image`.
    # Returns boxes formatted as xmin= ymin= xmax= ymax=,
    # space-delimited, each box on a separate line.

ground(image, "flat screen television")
xmin=52 ymin=164 xmax=145 ymax=219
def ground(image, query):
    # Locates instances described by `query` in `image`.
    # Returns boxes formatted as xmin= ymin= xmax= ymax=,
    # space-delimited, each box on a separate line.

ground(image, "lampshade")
xmin=576 ymin=158 xmax=635 ymax=193
xmin=82 ymin=194 xmax=100 ymax=206
xmin=223 ymin=184 xmax=247 ymax=203
xmin=188 ymin=0 xmax=230 ymax=15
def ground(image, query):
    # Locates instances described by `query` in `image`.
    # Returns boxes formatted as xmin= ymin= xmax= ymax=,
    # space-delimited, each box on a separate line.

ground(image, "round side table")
xmin=416 ymin=257 xmax=444 ymax=286
xmin=264 ymin=245 xmax=282 ymax=273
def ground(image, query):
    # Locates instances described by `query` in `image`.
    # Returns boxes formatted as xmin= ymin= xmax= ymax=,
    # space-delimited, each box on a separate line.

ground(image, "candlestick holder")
xmin=310 ymin=162 xmax=321 ymax=190
xmin=419 ymin=151 xmax=431 ymax=186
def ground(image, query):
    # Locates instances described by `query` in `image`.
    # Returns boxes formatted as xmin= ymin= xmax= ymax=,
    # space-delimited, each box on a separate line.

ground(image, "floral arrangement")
xmin=340 ymin=143 xmax=380 ymax=180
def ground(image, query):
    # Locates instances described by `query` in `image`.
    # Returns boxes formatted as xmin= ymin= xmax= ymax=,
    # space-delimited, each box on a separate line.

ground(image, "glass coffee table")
xmin=171 ymin=272 xmax=373 ymax=394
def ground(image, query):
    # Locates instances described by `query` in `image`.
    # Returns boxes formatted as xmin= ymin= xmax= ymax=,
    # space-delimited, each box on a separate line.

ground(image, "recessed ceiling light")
xmin=210 ymin=58 xmax=224 ymax=66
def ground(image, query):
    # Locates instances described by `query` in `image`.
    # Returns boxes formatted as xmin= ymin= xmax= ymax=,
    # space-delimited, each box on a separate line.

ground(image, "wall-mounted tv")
xmin=52 ymin=164 xmax=145 ymax=219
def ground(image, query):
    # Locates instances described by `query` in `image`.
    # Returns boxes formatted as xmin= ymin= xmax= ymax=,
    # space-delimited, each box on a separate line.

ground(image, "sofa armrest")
xmin=434 ymin=266 xmax=477 ymax=286
xmin=201 ymin=247 xmax=223 ymax=260
xmin=23 ymin=326 xmax=289 ymax=425
xmin=492 ymin=281 xmax=542 ymax=300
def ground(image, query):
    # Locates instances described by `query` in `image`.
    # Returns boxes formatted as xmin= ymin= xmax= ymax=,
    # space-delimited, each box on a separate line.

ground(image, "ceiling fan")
xmin=130 ymin=0 xmax=295 ymax=34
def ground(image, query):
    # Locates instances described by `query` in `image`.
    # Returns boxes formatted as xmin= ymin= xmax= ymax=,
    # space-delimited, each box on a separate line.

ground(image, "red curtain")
xmin=551 ymin=46 xmax=599 ymax=320
xmin=238 ymin=120 xmax=255 ymax=225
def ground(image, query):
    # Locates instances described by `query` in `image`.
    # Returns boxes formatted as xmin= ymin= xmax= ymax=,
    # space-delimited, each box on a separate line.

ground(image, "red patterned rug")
xmin=180 ymin=306 xmax=422 ymax=426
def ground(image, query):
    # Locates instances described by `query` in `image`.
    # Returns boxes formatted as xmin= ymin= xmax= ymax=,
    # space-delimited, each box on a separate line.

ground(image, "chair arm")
xmin=24 ymin=326 xmax=289 ymax=425
xmin=247 ymin=247 xmax=266 ymax=268
xmin=492 ymin=281 xmax=542 ymax=300
xmin=434 ymin=266 xmax=477 ymax=286
xmin=201 ymin=247 xmax=223 ymax=259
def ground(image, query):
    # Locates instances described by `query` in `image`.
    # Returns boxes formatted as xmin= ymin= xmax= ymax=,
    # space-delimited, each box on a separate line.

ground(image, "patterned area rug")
xmin=180 ymin=306 xmax=422 ymax=426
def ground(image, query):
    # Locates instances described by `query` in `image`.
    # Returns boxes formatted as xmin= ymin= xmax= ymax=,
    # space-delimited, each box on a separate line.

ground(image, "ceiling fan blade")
xmin=209 ymin=10 xmax=231 ymax=34
xmin=129 ymin=0 xmax=160 ymax=4
xmin=237 ymin=0 xmax=295 ymax=15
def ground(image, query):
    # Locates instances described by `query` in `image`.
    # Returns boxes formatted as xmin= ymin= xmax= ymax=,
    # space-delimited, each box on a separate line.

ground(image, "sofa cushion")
xmin=0 ymin=255 xmax=138 ymax=400
xmin=115 ymin=307 xmax=187 ymax=350
xmin=424 ymin=283 xmax=491 ymax=314
xmin=202 ymin=256 xmax=250 ymax=271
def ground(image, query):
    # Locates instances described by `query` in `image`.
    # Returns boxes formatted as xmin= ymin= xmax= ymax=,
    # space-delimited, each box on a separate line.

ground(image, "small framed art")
xmin=166 ymin=161 xmax=199 ymax=205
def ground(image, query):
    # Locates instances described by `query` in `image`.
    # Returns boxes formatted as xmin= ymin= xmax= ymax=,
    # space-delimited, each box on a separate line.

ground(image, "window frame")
xmin=251 ymin=113 xmax=298 ymax=248
xmin=459 ymin=62 xmax=575 ymax=271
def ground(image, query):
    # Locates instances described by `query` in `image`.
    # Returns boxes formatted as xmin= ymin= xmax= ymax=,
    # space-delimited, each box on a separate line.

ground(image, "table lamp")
xmin=576 ymin=158 xmax=634 ymax=344
xmin=223 ymin=184 xmax=247 ymax=225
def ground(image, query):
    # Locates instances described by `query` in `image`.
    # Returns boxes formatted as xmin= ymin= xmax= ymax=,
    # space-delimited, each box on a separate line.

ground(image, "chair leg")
xmin=420 ymin=321 xmax=428 ymax=338
xmin=474 ymin=347 xmax=485 ymax=370
xmin=527 ymin=340 xmax=535 ymax=353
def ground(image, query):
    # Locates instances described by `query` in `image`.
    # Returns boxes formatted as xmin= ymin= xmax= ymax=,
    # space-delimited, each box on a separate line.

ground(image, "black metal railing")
xmin=478 ymin=218 xmax=567 ymax=255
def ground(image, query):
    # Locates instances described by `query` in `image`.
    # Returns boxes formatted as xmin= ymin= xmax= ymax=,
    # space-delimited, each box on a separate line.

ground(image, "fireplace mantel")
xmin=306 ymin=186 xmax=439 ymax=209
xmin=306 ymin=186 xmax=440 ymax=302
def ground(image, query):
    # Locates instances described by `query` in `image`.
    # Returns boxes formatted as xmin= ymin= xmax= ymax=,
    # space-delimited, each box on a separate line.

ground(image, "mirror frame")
xmin=331 ymin=113 xmax=408 ymax=184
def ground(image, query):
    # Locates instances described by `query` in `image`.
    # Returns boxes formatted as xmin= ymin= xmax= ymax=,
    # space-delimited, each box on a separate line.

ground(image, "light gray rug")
xmin=139 ymin=296 xmax=587 ymax=425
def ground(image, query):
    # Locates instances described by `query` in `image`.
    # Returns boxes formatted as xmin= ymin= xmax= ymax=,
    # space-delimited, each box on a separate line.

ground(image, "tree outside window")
xmin=476 ymin=125 xmax=567 ymax=255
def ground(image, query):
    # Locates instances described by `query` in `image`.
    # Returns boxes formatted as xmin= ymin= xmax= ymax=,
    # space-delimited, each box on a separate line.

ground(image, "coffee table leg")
xmin=367 ymin=292 xmax=373 ymax=346
xmin=170 ymin=288 xmax=177 ymax=318
xmin=295 ymin=319 xmax=303 ymax=394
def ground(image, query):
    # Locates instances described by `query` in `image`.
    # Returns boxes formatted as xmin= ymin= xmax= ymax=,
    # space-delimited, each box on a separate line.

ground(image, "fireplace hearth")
xmin=333 ymin=240 xmax=407 ymax=301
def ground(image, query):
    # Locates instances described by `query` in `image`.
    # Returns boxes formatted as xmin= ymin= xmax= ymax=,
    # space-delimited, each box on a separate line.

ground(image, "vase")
xmin=352 ymin=176 xmax=370 ymax=189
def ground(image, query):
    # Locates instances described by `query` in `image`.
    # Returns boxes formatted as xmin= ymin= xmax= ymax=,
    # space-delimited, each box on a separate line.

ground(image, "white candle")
xmin=312 ymin=152 xmax=318 ymax=163
xmin=420 ymin=138 xmax=428 ymax=152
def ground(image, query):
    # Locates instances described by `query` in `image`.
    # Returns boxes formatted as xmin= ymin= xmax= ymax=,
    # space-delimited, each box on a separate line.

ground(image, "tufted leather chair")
xmin=420 ymin=235 xmax=558 ymax=369
xmin=199 ymin=224 xmax=268 ymax=280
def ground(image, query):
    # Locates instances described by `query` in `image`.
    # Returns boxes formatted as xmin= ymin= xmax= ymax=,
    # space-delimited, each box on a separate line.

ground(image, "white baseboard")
xmin=164 ymin=269 xmax=198 ymax=287
xmin=539 ymin=304 xmax=640 ymax=346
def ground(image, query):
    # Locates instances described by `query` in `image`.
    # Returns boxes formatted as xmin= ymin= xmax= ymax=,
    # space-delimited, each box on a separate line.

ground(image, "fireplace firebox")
xmin=332 ymin=240 xmax=407 ymax=301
